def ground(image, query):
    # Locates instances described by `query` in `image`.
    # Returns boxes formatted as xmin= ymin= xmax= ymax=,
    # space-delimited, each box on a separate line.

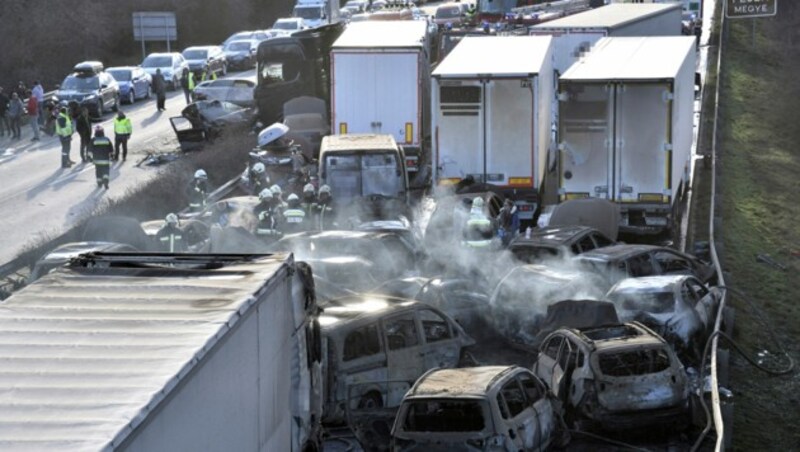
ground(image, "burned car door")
xmin=383 ymin=312 xmax=425 ymax=403
xmin=496 ymin=378 xmax=537 ymax=450
xmin=518 ymin=372 xmax=556 ymax=450
xmin=653 ymin=250 xmax=696 ymax=276
xmin=416 ymin=308 xmax=461 ymax=370
xmin=685 ymin=277 xmax=717 ymax=332
xmin=535 ymin=335 xmax=564 ymax=396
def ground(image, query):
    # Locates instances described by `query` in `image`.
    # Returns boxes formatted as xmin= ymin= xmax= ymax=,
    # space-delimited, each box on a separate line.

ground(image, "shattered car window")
xmin=419 ymin=309 xmax=452 ymax=343
xmin=597 ymin=347 xmax=671 ymax=377
xmin=611 ymin=290 xmax=675 ymax=314
xmin=343 ymin=324 xmax=381 ymax=361
xmin=403 ymin=400 xmax=485 ymax=432
xmin=518 ymin=373 xmax=544 ymax=404
xmin=499 ymin=379 xmax=527 ymax=418
xmin=543 ymin=336 xmax=563 ymax=360
xmin=384 ymin=314 xmax=419 ymax=350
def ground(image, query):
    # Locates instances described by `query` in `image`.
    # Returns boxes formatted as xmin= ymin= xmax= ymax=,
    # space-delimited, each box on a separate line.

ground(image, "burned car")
xmin=490 ymin=264 xmax=609 ymax=345
xmin=170 ymin=100 xmax=257 ymax=151
xmin=533 ymin=322 xmax=689 ymax=431
xmin=508 ymin=225 xmax=615 ymax=263
xmin=605 ymin=275 xmax=722 ymax=360
xmin=574 ymin=244 xmax=717 ymax=287
xmin=319 ymin=297 xmax=474 ymax=423
xmin=305 ymin=256 xmax=381 ymax=293
xmin=391 ymin=366 xmax=561 ymax=451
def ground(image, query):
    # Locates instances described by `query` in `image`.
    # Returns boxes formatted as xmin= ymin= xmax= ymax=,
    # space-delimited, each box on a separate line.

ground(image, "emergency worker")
xmin=496 ymin=198 xmax=520 ymax=247
xmin=282 ymin=193 xmax=307 ymax=233
xmin=249 ymin=162 xmax=269 ymax=195
xmin=300 ymin=183 xmax=317 ymax=215
xmin=156 ymin=213 xmax=187 ymax=252
xmin=187 ymin=169 xmax=209 ymax=212
xmin=113 ymin=111 xmax=133 ymax=161
xmin=181 ymin=68 xmax=194 ymax=104
xmin=55 ymin=107 xmax=74 ymax=168
xmin=89 ymin=125 xmax=113 ymax=189
xmin=313 ymin=184 xmax=337 ymax=231
xmin=462 ymin=197 xmax=496 ymax=249
xmin=270 ymin=184 xmax=287 ymax=208
xmin=254 ymin=189 xmax=282 ymax=241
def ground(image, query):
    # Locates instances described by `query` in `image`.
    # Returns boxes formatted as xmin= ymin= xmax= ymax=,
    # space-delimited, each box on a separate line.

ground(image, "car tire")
xmin=357 ymin=392 xmax=383 ymax=410
xmin=127 ymin=90 xmax=135 ymax=105
xmin=146 ymin=84 xmax=152 ymax=99
xmin=112 ymin=96 xmax=119 ymax=112
xmin=221 ymin=63 xmax=228 ymax=76
xmin=97 ymin=99 xmax=104 ymax=117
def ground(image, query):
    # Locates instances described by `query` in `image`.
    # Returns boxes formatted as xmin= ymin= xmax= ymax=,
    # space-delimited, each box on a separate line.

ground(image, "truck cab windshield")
xmin=324 ymin=152 xmax=403 ymax=201
xmin=294 ymin=6 xmax=323 ymax=19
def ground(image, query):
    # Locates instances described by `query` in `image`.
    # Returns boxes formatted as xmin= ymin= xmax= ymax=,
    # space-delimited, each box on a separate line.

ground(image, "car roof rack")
xmin=73 ymin=61 xmax=104 ymax=75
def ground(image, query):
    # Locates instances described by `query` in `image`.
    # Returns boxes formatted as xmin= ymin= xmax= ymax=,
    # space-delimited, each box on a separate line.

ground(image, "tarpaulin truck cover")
xmin=0 ymin=253 xmax=318 ymax=451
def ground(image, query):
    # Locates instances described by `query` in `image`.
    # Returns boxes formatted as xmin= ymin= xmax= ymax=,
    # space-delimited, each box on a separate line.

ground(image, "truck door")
xmin=485 ymin=78 xmax=534 ymax=188
xmin=333 ymin=53 xmax=376 ymax=135
xmin=558 ymin=83 xmax=612 ymax=200
xmin=614 ymin=83 xmax=671 ymax=203
xmin=436 ymin=82 xmax=484 ymax=183
xmin=373 ymin=53 xmax=419 ymax=145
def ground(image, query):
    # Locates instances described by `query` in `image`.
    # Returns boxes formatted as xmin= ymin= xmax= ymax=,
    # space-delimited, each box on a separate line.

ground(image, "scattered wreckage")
xmin=170 ymin=100 xmax=258 ymax=151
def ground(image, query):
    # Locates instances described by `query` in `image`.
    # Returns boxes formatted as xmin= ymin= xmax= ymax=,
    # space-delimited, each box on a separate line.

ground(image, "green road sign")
xmin=726 ymin=0 xmax=777 ymax=18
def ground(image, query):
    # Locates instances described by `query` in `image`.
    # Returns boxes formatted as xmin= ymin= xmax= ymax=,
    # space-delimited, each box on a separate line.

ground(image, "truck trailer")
xmin=557 ymin=36 xmax=696 ymax=234
xmin=0 ymin=253 xmax=322 ymax=451
xmin=530 ymin=3 xmax=683 ymax=74
xmin=431 ymin=36 xmax=554 ymax=221
xmin=330 ymin=21 xmax=431 ymax=178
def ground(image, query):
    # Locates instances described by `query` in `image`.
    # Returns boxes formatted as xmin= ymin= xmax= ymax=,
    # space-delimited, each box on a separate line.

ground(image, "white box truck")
xmin=530 ymin=3 xmax=683 ymax=75
xmin=557 ymin=36 xmax=696 ymax=234
xmin=0 ymin=253 xmax=322 ymax=451
xmin=330 ymin=21 xmax=431 ymax=179
xmin=431 ymin=36 xmax=554 ymax=221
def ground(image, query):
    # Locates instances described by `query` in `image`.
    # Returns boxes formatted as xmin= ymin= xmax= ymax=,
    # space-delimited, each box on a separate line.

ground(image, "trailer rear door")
xmin=559 ymin=83 xmax=612 ymax=200
xmin=614 ymin=83 xmax=671 ymax=203
xmin=436 ymin=82 xmax=484 ymax=182
xmin=485 ymin=78 xmax=535 ymax=188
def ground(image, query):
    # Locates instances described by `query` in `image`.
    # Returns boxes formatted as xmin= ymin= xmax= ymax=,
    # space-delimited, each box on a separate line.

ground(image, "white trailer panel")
xmin=0 ymin=254 xmax=320 ymax=451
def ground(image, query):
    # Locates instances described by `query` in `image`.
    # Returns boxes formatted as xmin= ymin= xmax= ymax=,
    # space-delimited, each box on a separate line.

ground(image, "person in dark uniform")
xmin=89 ymin=125 xmax=113 ymax=189
xmin=156 ymin=213 xmax=187 ymax=252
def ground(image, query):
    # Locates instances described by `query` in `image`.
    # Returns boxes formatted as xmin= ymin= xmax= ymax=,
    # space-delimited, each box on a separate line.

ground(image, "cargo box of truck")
xmin=431 ymin=36 xmax=554 ymax=221
xmin=530 ymin=3 xmax=682 ymax=74
xmin=330 ymin=21 xmax=431 ymax=177
xmin=0 ymin=253 xmax=322 ymax=451
xmin=557 ymin=36 xmax=696 ymax=234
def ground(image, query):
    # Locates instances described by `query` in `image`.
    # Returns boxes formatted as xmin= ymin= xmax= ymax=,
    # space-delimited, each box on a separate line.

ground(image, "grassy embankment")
xmin=718 ymin=13 xmax=800 ymax=451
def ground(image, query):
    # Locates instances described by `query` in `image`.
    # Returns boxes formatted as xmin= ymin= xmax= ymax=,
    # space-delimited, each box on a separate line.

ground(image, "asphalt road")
xmin=0 ymin=69 xmax=256 ymax=264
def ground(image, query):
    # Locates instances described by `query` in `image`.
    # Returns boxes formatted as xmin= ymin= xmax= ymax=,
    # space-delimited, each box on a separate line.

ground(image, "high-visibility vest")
xmin=55 ymin=113 xmax=73 ymax=137
xmin=283 ymin=208 xmax=306 ymax=224
xmin=464 ymin=216 xmax=493 ymax=248
xmin=114 ymin=117 xmax=132 ymax=135
xmin=201 ymin=71 xmax=217 ymax=82
xmin=159 ymin=232 xmax=184 ymax=253
xmin=91 ymin=137 xmax=112 ymax=165
xmin=188 ymin=72 xmax=195 ymax=91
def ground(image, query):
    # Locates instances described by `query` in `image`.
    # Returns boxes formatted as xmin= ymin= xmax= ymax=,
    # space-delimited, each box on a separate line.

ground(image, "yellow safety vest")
xmin=114 ymin=117 xmax=132 ymax=135
xmin=188 ymin=72 xmax=195 ymax=91
xmin=283 ymin=208 xmax=306 ymax=224
xmin=55 ymin=113 xmax=73 ymax=137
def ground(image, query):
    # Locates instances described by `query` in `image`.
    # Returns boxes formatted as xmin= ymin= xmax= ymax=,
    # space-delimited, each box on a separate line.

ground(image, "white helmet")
xmin=472 ymin=197 xmax=484 ymax=208
xmin=270 ymin=184 xmax=282 ymax=195
xmin=259 ymin=188 xmax=273 ymax=201
xmin=287 ymin=193 xmax=299 ymax=202
xmin=319 ymin=184 xmax=331 ymax=194
xmin=252 ymin=162 xmax=265 ymax=174
xmin=303 ymin=183 xmax=315 ymax=194
xmin=165 ymin=213 xmax=179 ymax=225
xmin=194 ymin=169 xmax=208 ymax=179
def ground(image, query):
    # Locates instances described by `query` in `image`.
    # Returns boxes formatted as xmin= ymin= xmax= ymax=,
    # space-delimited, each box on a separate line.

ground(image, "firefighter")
xmin=462 ymin=197 xmax=496 ymax=249
xmin=270 ymin=184 xmax=287 ymax=208
xmin=249 ymin=162 xmax=269 ymax=195
xmin=89 ymin=125 xmax=113 ymax=189
xmin=55 ymin=107 xmax=74 ymax=168
xmin=313 ymin=184 xmax=337 ymax=231
xmin=187 ymin=169 xmax=209 ymax=212
xmin=254 ymin=188 xmax=282 ymax=241
xmin=156 ymin=213 xmax=187 ymax=252
xmin=282 ymin=193 xmax=307 ymax=233
xmin=300 ymin=183 xmax=317 ymax=215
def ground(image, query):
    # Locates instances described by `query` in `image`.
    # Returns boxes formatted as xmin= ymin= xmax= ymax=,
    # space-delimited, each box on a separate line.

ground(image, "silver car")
xmin=140 ymin=52 xmax=188 ymax=90
xmin=192 ymin=78 xmax=256 ymax=108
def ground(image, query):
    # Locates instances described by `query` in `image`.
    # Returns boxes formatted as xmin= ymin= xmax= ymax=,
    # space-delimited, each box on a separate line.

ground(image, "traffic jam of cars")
xmin=8 ymin=1 xmax=728 ymax=450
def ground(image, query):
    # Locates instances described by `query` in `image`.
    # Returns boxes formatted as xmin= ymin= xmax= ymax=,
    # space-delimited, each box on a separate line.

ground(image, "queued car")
xmin=55 ymin=61 xmax=119 ymax=118
xmin=508 ymin=225 xmax=615 ymax=263
xmin=533 ymin=322 xmax=689 ymax=431
xmin=605 ymin=275 xmax=722 ymax=359
xmin=191 ymin=78 xmax=256 ymax=108
xmin=29 ymin=241 xmax=138 ymax=283
xmin=106 ymin=66 xmax=151 ymax=104
xmin=319 ymin=296 xmax=474 ymax=423
xmin=574 ymin=244 xmax=717 ymax=286
xmin=433 ymin=2 xmax=465 ymax=27
xmin=272 ymin=17 xmax=307 ymax=35
xmin=140 ymin=52 xmax=188 ymax=90
xmin=182 ymin=45 xmax=228 ymax=78
xmin=391 ymin=366 xmax=561 ymax=451
xmin=221 ymin=30 xmax=276 ymax=47
xmin=222 ymin=40 xmax=259 ymax=70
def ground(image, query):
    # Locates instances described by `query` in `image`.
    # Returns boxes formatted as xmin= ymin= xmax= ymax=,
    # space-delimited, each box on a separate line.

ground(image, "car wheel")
xmin=97 ymin=99 xmax=104 ymax=117
xmin=221 ymin=63 xmax=228 ymax=76
xmin=357 ymin=392 xmax=383 ymax=410
xmin=146 ymin=84 xmax=152 ymax=99
xmin=112 ymin=95 xmax=119 ymax=112
xmin=127 ymin=90 xmax=135 ymax=105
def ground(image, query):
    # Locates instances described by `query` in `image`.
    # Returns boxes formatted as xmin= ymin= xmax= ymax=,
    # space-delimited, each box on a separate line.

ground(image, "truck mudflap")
xmin=619 ymin=203 xmax=674 ymax=235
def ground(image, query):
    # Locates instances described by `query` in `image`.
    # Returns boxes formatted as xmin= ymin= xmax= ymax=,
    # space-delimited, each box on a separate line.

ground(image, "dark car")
xmin=56 ymin=61 xmax=119 ymax=117
xmin=182 ymin=45 xmax=228 ymax=78
xmin=107 ymin=66 xmax=151 ymax=104
xmin=509 ymin=225 xmax=615 ymax=263
xmin=222 ymin=40 xmax=259 ymax=70
xmin=575 ymin=244 xmax=717 ymax=286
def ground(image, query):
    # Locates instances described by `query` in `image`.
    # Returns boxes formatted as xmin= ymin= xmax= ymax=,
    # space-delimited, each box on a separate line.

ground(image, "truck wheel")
xmin=357 ymin=392 xmax=383 ymax=410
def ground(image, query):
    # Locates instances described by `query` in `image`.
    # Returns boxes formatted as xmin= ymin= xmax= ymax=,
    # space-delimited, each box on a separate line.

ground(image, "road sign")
xmin=133 ymin=12 xmax=177 ymax=58
xmin=725 ymin=0 xmax=777 ymax=19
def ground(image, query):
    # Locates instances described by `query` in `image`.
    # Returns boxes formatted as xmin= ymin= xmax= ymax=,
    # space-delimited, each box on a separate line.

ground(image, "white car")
xmin=140 ymin=52 xmax=188 ymax=90
xmin=192 ymin=78 xmax=256 ymax=108
xmin=272 ymin=17 xmax=307 ymax=35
